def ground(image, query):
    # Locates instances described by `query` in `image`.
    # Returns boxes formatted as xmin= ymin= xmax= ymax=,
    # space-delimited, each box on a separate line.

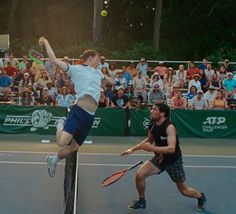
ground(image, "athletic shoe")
xmin=56 ymin=117 xmax=66 ymax=129
xmin=46 ymin=156 xmax=57 ymax=177
xmin=196 ymin=193 xmax=207 ymax=212
xmin=128 ymin=199 xmax=146 ymax=210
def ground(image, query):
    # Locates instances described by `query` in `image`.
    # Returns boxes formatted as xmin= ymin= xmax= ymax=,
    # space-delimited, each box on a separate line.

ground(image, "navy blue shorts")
xmin=63 ymin=105 xmax=94 ymax=145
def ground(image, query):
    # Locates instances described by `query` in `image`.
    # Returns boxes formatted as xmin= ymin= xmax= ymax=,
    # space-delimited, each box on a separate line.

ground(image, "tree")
xmin=153 ymin=0 xmax=163 ymax=51
xmin=93 ymin=0 xmax=103 ymax=45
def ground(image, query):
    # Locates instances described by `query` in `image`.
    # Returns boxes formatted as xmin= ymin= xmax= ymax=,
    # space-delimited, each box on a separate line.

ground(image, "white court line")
xmin=0 ymin=150 xmax=236 ymax=158
xmin=0 ymin=161 xmax=235 ymax=169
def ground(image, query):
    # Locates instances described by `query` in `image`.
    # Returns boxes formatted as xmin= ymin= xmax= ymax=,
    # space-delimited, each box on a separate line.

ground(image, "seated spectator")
xmin=136 ymin=57 xmax=149 ymax=77
xmin=218 ymin=65 xmax=227 ymax=83
xmin=174 ymin=64 xmax=186 ymax=88
xmin=104 ymin=84 xmax=114 ymax=104
xmin=198 ymin=58 xmax=208 ymax=70
xmin=109 ymin=62 xmax=118 ymax=79
xmin=148 ymin=82 xmax=165 ymax=105
xmin=210 ymin=73 xmax=221 ymax=89
xmin=101 ymin=67 xmax=110 ymax=77
xmin=36 ymin=67 xmax=52 ymax=91
xmin=211 ymin=90 xmax=228 ymax=110
xmin=171 ymin=83 xmax=180 ymax=98
xmin=98 ymin=88 xmax=109 ymax=108
xmin=133 ymin=70 xmax=146 ymax=102
xmin=115 ymin=69 xmax=127 ymax=90
xmin=4 ymin=52 xmax=19 ymax=68
xmin=0 ymin=70 xmax=12 ymax=94
xmin=38 ymin=87 xmax=54 ymax=106
xmin=226 ymin=89 xmax=236 ymax=109
xmin=4 ymin=62 xmax=17 ymax=77
xmin=124 ymin=83 xmax=134 ymax=99
xmin=28 ymin=83 xmax=39 ymax=104
xmin=54 ymin=72 xmax=64 ymax=88
xmin=23 ymin=63 xmax=35 ymax=80
xmin=98 ymin=56 xmax=109 ymax=71
xmin=186 ymin=61 xmax=199 ymax=80
xmin=18 ymin=55 xmax=29 ymax=72
xmin=12 ymin=69 xmax=23 ymax=91
xmin=46 ymin=82 xmax=57 ymax=100
xmin=164 ymin=67 xmax=176 ymax=90
xmin=56 ymin=86 xmax=75 ymax=108
xmin=191 ymin=89 xmax=207 ymax=110
xmin=204 ymin=86 xmax=217 ymax=109
xmin=222 ymin=72 xmax=236 ymax=92
xmin=154 ymin=61 xmax=168 ymax=79
xmin=19 ymin=88 xmax=34 ymax=106
xmin=127 ymin=61 xmax=138 ymax=79
xmin=188 ymin=74 xmax=201 ymax=91
xmin=18 ymin=72 xmax=33 ymax=92
xmin=185 ymin=85 xmax=197 ymax=101
xmin=171 ymin=91 xmax=187 ymax=109
xmin=122 ymin=66 xmax=132 ymax=86
xmin=199 ymin=68 xmax=208 ymax=92
xmin=222 ymin=59 xmax=233 ymax=73
xmin=33 ymin=61 xmax=44 ymax=81
xmin=150 ymin=72 xmax=164 ymax=90
xmin=111 ymin=86 xmax=130 ymax=108
xmin=205 ymin=63 xmax=215 ymax=81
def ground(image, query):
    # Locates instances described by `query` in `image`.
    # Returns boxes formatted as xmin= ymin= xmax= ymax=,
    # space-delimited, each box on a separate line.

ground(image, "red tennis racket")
xmin=101 ymin=161 xmax=143 ymax=187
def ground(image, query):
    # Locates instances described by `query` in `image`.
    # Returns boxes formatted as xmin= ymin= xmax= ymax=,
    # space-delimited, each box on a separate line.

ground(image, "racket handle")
xmin=129 ymin=161 xmax=143 ymax=170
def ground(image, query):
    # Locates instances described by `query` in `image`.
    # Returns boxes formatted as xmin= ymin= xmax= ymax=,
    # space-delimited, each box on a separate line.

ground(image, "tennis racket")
xmin=28 ymin=48 xmax=44 ymax=65
xmin=101 ymin=160 xmax=143 ymax=187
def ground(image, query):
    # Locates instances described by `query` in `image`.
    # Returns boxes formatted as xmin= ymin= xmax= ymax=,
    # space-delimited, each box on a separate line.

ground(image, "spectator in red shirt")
xmin=4 ymin=62 xmax=17 ymax=77
xmin=186 ymin=61 xmax=199 ymax=80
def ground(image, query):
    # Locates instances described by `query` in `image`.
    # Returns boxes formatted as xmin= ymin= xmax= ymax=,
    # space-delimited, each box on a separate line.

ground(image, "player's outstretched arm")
xmin=38 ymin=36 xmax=68 ymax=71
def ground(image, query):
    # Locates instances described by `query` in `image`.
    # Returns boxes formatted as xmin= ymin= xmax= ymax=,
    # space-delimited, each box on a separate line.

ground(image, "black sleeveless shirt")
xmin=149 ymin=119 xmax=182 ymax=165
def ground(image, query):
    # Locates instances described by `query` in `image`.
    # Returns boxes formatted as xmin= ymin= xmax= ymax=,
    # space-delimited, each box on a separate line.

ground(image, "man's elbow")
xmin=168 ymin=146 xmax=176 ymax=153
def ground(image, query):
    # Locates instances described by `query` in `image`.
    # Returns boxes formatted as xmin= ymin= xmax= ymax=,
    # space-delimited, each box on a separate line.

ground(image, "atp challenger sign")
xmin=0 ymin=106 xmax=67 ymax=135
xmin=171 ymin=110 xmax=235 ymax=138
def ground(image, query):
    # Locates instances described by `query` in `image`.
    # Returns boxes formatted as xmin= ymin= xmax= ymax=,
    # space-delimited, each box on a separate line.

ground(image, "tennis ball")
xmin=101 ymin=10 xmax=107 ymax=17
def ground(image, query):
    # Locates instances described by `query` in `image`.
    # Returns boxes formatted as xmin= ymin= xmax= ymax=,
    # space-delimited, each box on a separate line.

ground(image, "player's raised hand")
xmin=38 ymin=36 xmax=46 ymax=47
xmin=120 ymin=148 xmax=134 ymax=156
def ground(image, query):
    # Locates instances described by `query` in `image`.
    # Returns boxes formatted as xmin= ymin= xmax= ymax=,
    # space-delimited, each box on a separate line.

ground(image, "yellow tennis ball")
xmin=101 ymin=10 xmax=107 ymax=17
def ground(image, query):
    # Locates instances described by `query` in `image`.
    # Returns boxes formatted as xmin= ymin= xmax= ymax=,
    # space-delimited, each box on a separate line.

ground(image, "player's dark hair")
xmin=82 ymin=50 xmax=98 ymax=61
xmin=155 ymin=103 xmax=170 ymax=118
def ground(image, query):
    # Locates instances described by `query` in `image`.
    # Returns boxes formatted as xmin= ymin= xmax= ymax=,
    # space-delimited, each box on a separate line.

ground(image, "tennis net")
xmin=64 ymin=151 xmax=79 ymax=214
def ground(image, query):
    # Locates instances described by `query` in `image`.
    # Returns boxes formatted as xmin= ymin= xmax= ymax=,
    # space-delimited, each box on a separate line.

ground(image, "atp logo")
xmin=203 ymin=117 xmax=226 ymax=125
xmin=202 ymin=117 xmax=227 ymax=132
xmin=143 ymin=117 xmax=150 ymax=129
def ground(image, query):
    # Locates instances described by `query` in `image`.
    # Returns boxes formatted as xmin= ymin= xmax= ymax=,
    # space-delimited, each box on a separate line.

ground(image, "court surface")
xmin=0 ymin=134 xmax=236 ymax=214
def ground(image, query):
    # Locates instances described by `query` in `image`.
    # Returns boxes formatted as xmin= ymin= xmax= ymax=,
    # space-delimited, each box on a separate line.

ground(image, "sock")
xmin=139 ymin=197 xmax=145 ymax=202
xmin=51 ymin=155 xmax=61 ymax=164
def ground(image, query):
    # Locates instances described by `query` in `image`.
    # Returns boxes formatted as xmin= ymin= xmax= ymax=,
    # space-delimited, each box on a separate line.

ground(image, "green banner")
xmin=0 ymin=105 xmax=67 ymax=135
xmin=171 ymin=110 xmax=236 ymax=138
xmin=89 ymin=108 xmax=125 ymax=136
xmin=130 ymin=109 xmax=150 ymax=136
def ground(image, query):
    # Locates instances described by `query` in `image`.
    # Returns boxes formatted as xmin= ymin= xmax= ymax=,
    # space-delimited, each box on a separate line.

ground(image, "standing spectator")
xmin=204 ymin=63 xmax=215 ymax=81
xmin=56 ymin=86 xmax=75 ymax=108
xmin=186 ymin=61 xmax=199 ymax=80
xmin=148 ymin=82 xmax=165 ymax=105
xmin=18 ymin=55 xmax=29 ymax=72
xmin=154 ymin=61 xmax=168 ymax=79
xmin=136 ymin=57 xmax=149 ymax=77
xmin=133 ymin=70 xmax=146 ymax=102
xmin=19 ymin=88 xmax=34 ymax=106
xmin=222 ymin=72 xmax=236 ymax=92
xmin=174 ymin=64 xmax=186 ymax=88
xmin=191 ymin=89 xmax=207 ymax=110
xmin=127 ymin=61 xmax=138 ymax=79
xmin=204 ymin=86 xmax=217 ymax=108
xmin=222 ymin=59 xmax=233 ymax=73
xmin=98 ymin=88 xmax=109 ymax=108
xmin=111 ymin=86 xmax=130 ymax=108
xmin=98 ymin=56 xmax=109 ymax=71
xmin=4 ymin=52 xmax=19 ymax=68
xmin=211 ymin=90 xmax=228 ymax=110
xmin=188 ymin=74 xmax=201 ymax=91
xmin=38 ymin=87 xmax=54 ymax=106
xmin=171 ymin=91 xmax=187 ymax=109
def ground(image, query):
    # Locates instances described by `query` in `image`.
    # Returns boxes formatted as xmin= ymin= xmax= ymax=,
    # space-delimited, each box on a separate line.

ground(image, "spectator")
xmin=199 ymin=68 xmax=208 ymax=92
xmin=46 ymin=82 xmax=57 ymax=100
xmin=136 ymin=57 xmax=149 ymax=77
xmin=36 ymin=67 xmax=52 ymax=91
xmin=185 ymin=85 xmax=197 ymax=100
xmin=171 ymin=90 xmax=187 ymax=109
xmin=150 ymin=72 xmax=164 ymax=90
xmin=111 ymin=86 xmax=130 ymax=108
xmin=218 ymin=65 xmax=227 ymax=83
xmin=188 ymin=74 xmax=201 ymax=91
xmin=18 ymin=72 xmax=33 ymax=92
xmin=122 ymin=66 xmax=132 ymax=86
xmin=191 ymin=89 xmax=207 ymax=110
xmin=0 ymin=70 xmax=12 ymax=94
xmin=56 ymin=86 xmax=75 ymax=108
xmin=198 ymin=58 xmax=208 ymax=70
xmin=186 ymin=61 xmax=199 ymax=80
xmin=222 ymin=72 xmax=236 ymax=92
xmin=211 ymin=90 xmax=228 ymax=110
xmin=28 ymin=83 xmax=39 ymax=104
xmin=171 ymin=83 xmax=180 ymax=98
xmin=38 ymin=87 xmax=54 ymax=106
xmin=98 ymin=56 xmax=109 ymax=71
xmin=127 ymin=61 xmax=138 ymax=79
xmin=98 ymin=88 xmax=109 ymax=108
xmin=109 ymin=62 xmax=118 ymax=79
xmin=115 ymin=69 xmax=127 ymax=90
xmin=148 ymin=82 xmax=165 ymax=105
xmin=204 ymin=63 xmax=215 ymax=81
xmin=133 ymin=70 xmax=146 ymax=102
xmin=101 ymin=67 xmax=110 ymax=77
xmin=222 ymin=59 xmax=233 ymax=73
xmin=210 ymin=73 xmax=221 ymax=89
xmin=19 ymin=88 xmax=34 ymax=106
xmin=174 ymin=64 xmax=186 ymax=88
xmin=12 ymin=69 xmax=23 ymax=91
xmin=33 ymin=59 xmax=44 ymax=81
xmin=18 ymin=55 xmax=29 ymax=72
xmin=4 ymin=62 xmax=17 ymax=77
xmin=204 ymin=86 xmax=217 ymax=108
xmin=63 ymin=56 xmax=70 ymax=64
xmin=4 ymin=52 xmax=19 ymax=68
xmin=164 ymin=67 xmax=176 ymax=90
xmin=154 ymin=61 xmax=168 ymax=79
xmin=23 ymin=63 xmax=35 ymax=81
xmin=104 ymin=84 xmax=114 ymax=104
xmin=54 ymin=72 xmax=64 ymax=88
xmin=226 ymin=89 xmax=236 ymax=109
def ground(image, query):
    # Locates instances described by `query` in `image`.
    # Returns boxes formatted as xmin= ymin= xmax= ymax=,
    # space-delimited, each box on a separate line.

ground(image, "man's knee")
xmin=177 ymin=182 xmax=188 ymax=196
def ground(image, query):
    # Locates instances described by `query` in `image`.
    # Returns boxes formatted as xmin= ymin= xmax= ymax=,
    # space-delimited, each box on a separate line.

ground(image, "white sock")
xmin=51 ymin=155 xmax=61 ymax=164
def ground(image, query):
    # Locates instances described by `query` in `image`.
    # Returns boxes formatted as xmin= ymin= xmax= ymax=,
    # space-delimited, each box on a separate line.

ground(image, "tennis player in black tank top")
xmin=121 ymin=103 xmax=206 ymax=212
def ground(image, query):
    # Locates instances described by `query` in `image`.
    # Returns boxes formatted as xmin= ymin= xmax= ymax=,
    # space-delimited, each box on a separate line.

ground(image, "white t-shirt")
xmin=66 ymin=64 xmax=105 ymax=103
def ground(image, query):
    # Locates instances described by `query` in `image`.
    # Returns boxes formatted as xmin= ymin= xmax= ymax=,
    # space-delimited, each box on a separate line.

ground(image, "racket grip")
xmin=129 ymin=161 xmax=143 ymax=170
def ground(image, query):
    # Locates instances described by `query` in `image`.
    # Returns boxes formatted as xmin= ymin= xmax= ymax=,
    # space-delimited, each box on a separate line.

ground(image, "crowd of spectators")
xmin=0 ymin=53 xmax=236 ymax=110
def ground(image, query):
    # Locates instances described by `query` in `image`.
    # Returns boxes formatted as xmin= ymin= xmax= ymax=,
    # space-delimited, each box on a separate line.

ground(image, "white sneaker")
xmin=56 ymin=117 xmax=66 ymax=129
xmin=46 ymin=156 xmax=57 ymax=177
